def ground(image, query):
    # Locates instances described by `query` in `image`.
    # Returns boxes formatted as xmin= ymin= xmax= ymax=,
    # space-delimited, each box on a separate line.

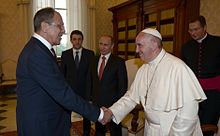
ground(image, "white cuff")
xmin=98 ymin=108 xmax=104 ymax=121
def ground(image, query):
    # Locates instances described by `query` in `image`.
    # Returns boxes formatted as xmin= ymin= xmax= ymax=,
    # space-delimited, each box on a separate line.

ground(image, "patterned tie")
xmin=98 ymin=56 xmax=106 ymax=80
xmin=75 ymin=51 xmax=79 ymax=68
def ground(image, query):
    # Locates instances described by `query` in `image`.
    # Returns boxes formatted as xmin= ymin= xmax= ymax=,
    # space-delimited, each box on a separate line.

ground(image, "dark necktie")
xmin=98 ymin=56 xmax=106 ymax=80
xmin=75 ymin=51 xmax=79 ymax=68
xmin=51 ymin=48 xmax=56 ymax=59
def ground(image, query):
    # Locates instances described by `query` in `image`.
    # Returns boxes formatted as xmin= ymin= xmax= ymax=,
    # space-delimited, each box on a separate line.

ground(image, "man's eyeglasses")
xmin=188 ymin=27 xmax=203 ymax=33
xmin=99 ymin=43 xmax=112 ymax=46
xmin=49 ymin=23 xmax=64 ymax=29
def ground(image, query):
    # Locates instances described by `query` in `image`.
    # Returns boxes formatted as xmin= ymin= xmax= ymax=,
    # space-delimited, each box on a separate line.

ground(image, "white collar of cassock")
xmin=148 ymin=48 xmax=166 ymax=66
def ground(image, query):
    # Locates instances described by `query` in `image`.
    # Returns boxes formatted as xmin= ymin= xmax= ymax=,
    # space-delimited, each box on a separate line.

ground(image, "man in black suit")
xmin=16 ymin=7 xmax=105 ymax=136
xmin=60 ymin=30 xmax=94 ymax=136
xmin=88 ymin=35 xmax=128 ymax=136
xmin=182 ymin=16 xmax=220 ymax=136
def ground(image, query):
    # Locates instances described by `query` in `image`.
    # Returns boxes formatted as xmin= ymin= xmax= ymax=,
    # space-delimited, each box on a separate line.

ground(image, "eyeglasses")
xmin=49 ymin=23 xmax=64 ymax=29
xmin=99 ymin=42 xmax=112 ymax=46
xmin=188 ymin=26 xmax=203 ymax=33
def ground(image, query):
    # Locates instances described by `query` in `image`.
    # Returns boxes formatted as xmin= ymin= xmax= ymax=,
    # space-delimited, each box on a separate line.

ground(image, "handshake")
xmin=99 ymin=107 xmax=113 ymax=125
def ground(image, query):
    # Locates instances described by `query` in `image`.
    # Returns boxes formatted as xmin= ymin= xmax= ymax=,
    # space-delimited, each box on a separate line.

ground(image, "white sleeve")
xmin=109 ymin=91 xmax=137 ymax=124
xmin=169 ymin=100 xmax=199 ymax=136
xmin=98 ymin=108 xmax=104 ymax=121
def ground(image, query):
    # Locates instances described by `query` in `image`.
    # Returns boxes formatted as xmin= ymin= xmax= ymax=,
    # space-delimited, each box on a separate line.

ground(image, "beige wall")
xmin=96 ymin=0 xmax=220 ymax=40
xmin=0 ymin=0 xmax=22 ymax=80
xmin=200 ymin=0 xmax=220 ymax=35
xmin=0 ymin=0 xmax=22 ymax=63
xmin=1 ymin=0 xmax=220 ymax=80
xmin=0 ymin=0 xmax=30 ymax=80
xmin=95 ymin=0 xmax=127 ymax=51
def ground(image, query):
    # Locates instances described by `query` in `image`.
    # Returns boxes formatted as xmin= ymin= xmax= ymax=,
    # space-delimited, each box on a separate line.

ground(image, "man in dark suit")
xmin=182 ymin=16 xmax=220 ymax=136
xmin=16 ymin=7 xmax=105 ymax=136
xmin=60 ymin=30 xmax=94 ymax=136
xmin=88 ymin=35 xmax=128 ymax=136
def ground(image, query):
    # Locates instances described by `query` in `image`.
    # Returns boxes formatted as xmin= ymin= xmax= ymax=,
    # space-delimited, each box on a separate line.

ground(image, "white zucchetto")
xmin=141 ymin=28 xmax=162 ymax=40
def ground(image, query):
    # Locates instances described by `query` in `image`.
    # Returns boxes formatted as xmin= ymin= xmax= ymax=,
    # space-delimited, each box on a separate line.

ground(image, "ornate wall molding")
xmin=17 ymin=0 xmax=30 ymax=5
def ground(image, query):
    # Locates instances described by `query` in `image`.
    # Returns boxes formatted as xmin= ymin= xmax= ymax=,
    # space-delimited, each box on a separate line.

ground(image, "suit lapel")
xmin=67 ymin=49 xmax=77 ymax=70
xmin=79 ymin=48 xmax=86 ymax=68
xmin=95 ymin=56 xmax=100 ymax=79
xmin=101 ymin=54 xmax=113 ymax=80
xmin=72 ymin=48 xmax=87 ymax=70
xmin=32 ymin=37 xmax=57 ymax=62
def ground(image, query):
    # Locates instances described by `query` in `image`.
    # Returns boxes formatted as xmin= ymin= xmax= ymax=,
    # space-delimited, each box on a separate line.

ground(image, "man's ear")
xmin=151 ymin=39 xmax=158 ymax=51
xmin=111 ymin=44 xmax=114 ymax=49
xmin=204 ymin=25 xmax=207 ymax=32
xmin=41 ymin=22 xmax=49 ymax=33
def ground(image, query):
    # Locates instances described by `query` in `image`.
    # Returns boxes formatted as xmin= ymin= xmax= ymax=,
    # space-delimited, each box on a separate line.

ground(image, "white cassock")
xmin=109 ymin=49 xmax=207 ymax=136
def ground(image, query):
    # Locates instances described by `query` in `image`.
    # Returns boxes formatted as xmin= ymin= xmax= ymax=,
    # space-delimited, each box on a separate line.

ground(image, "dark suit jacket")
xmin=16 ymin=37 xmax=100 ymax=136
xmin=60 ymin=48 xmax=94 ymax=100
xmin=88 ymin=54 xmax=128 ymax=107
xmin=182 ymin=34 xmax=220 ymax=78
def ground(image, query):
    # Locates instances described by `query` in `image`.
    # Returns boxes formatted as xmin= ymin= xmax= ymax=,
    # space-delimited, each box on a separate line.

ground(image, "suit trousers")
xmin=199 ymin=90 xmax=220 ymax=136
xmin=83 ymin=117 xmax=91 ymax=136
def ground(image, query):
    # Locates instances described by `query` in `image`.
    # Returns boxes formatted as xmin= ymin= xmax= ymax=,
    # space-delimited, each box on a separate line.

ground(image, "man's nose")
xmin=61 ymin=26 xmax=65 ymax=33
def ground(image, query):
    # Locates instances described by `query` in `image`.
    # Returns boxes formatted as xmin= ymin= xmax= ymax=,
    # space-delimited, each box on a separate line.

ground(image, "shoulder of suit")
xmin=182 ymin=39 xmax=196 ymax=49
xmin=82 ymin=48 xmax=94 ymax=53
xmin=60 ymin=49 xmax=72 ymax=58
xmin=81 ymin=49 xmax=95 ymax=57
xmin=63 ymin=48 xmax=72 ymax=53
xmin=109 ymin=54 xmax=125 ymax=63
xmin=206 ymin=34 xmax=220 ymax=41
xmin=112 ymin=54 xmax=125 ymax=60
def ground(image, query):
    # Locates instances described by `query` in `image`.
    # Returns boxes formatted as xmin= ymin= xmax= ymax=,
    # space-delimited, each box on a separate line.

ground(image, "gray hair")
xmin=33 ymin=7 xmax=56 ymax=32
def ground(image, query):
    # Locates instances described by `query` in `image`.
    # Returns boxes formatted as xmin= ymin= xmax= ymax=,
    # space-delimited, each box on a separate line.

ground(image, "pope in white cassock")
xmin=106 ymin=28 xmax=207 ymax=136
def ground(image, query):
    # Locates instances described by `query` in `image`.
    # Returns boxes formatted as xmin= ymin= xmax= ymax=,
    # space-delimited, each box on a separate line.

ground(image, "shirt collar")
xmin=100 ymin=52 xmax=111 ymax=60
xmin=197 ymin=33 xmax=207 ymax=43
xmin=149 ymin=48 xmax=166 ymax=66
xmin=72 ymin=48 xmax=82 ymax=54
xmin=33 ymin=33 xmax=52 ymax=50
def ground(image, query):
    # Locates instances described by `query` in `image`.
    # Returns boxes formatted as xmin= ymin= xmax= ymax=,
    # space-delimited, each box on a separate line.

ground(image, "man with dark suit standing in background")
xmin=182 ymin=16 xmax=220 ymax=136
xmin=87 ymin=35 xmax=128 ymax=136
xmin=16 ymin=7 xmax=105 ymax=136
xmin=60 ymin=30 xmax=94 ymax=136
